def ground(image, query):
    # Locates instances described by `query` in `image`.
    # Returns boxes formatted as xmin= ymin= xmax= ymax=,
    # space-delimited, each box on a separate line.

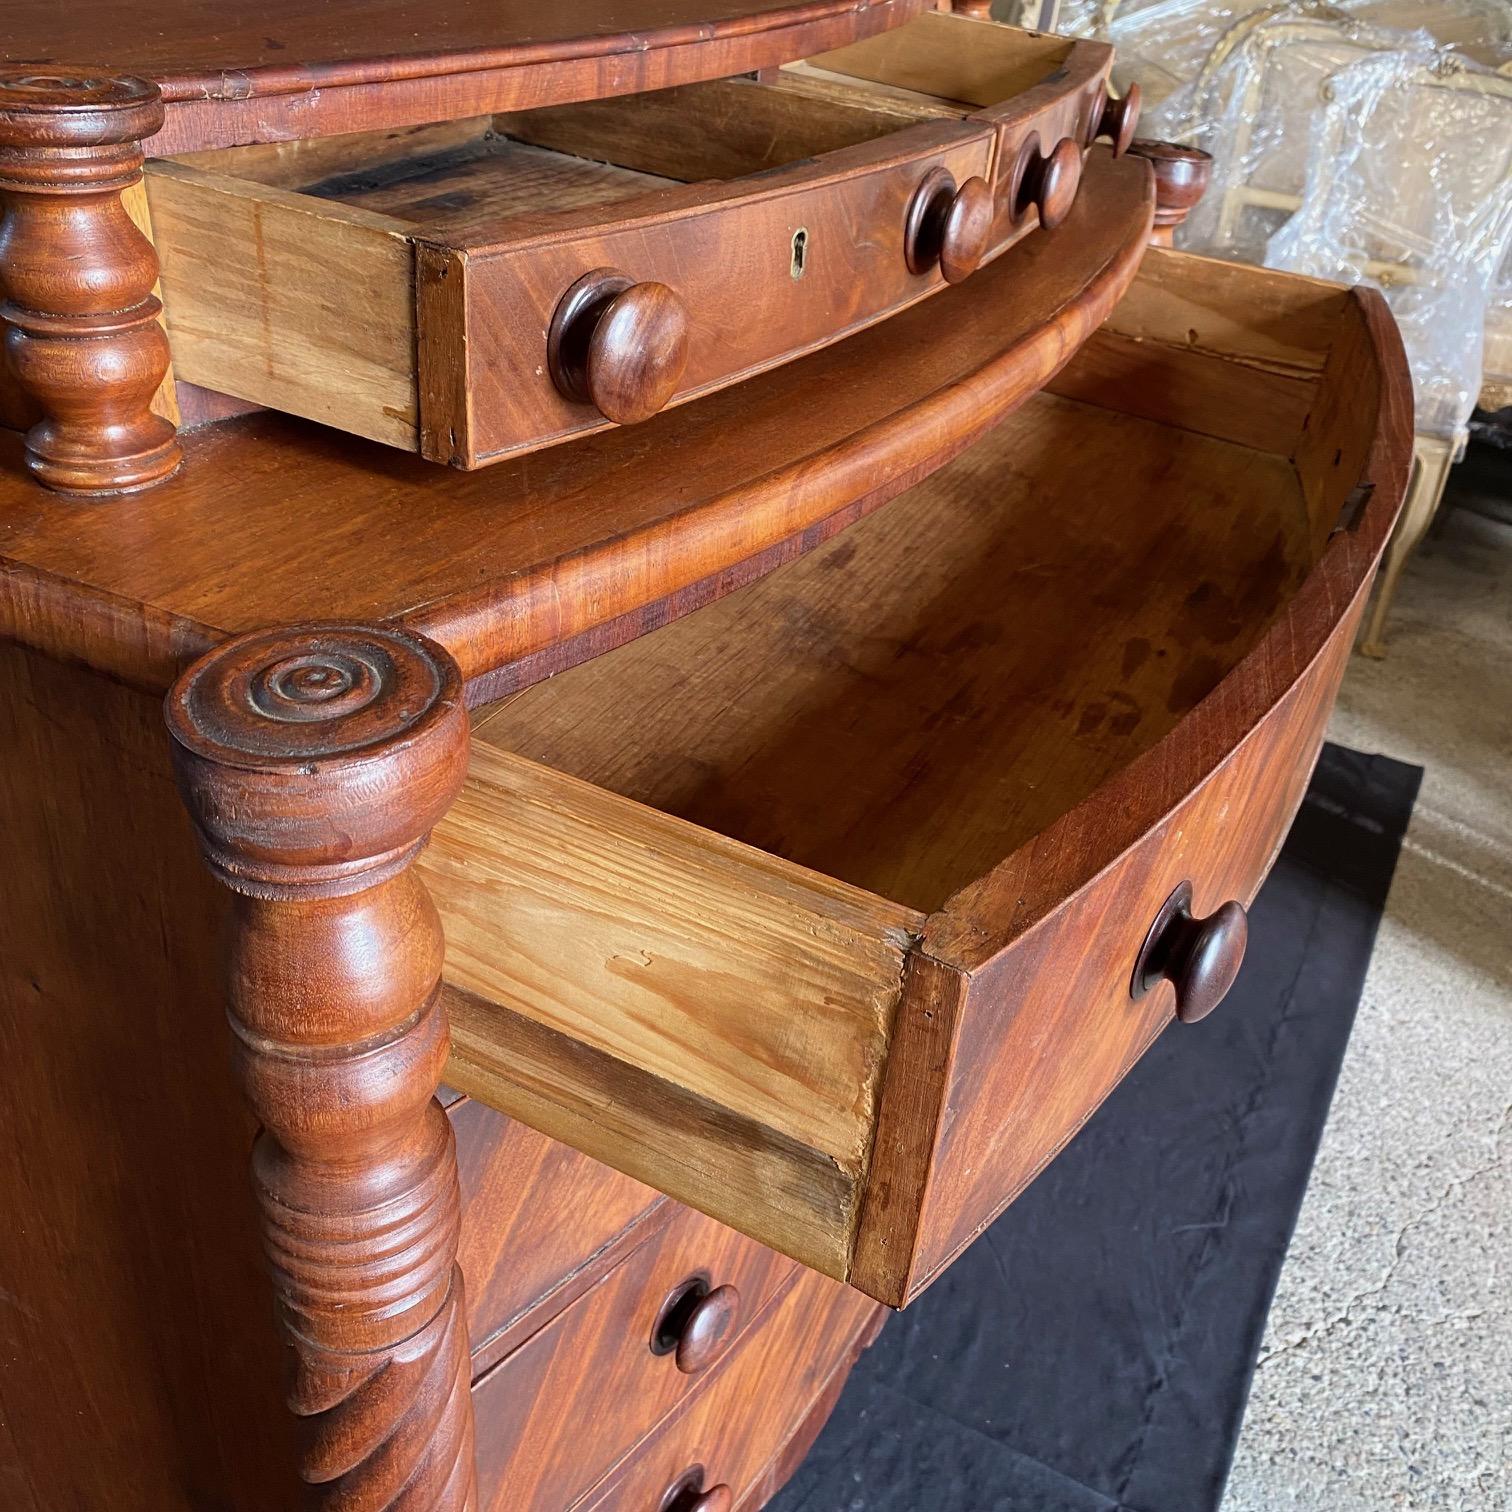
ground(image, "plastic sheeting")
xmin=1056 ymin=2 xmax=1512 ymax=438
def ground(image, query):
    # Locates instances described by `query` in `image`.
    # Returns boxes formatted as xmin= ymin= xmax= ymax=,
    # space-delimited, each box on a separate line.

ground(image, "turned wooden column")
xmin=1128 ymin=140 xmax=1213 ymax=247
xmin=166 ymin=624 xmax=478 ymax=1510
xmin=0 ymin=70 xmax=181 ymax=495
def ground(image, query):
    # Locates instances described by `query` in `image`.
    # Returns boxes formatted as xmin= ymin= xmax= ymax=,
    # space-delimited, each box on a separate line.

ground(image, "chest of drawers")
xmin=0 ymin=3 xmax=1409 ymax=1509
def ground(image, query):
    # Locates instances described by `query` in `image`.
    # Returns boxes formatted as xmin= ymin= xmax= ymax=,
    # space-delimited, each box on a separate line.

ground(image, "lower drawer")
xmin=470 ymin=1203 xmax=796 ymax=1510
xmin=425 ymin=248 xmax=1412 ymax=1309
xmin=451 ymin=1096 xmax=664 ymax=1373
xmin=573 ymin=1269 xmax=881 ymax=1512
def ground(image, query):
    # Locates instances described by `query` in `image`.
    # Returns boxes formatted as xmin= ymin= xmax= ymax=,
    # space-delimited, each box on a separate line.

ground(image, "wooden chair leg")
xmin=1359 ymin=435 xmax=1456 ymax=658
xmin=167 ymin=623 xmax=478 ymax=1511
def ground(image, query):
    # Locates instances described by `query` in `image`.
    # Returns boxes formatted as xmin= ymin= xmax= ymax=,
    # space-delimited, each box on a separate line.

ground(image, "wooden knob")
xmin=1128 ymin=139 xmax=1213 ymax=246
xmin=904 ymin=169 xmax=995 ymax=284
xmin=1132 ymin=882 xmax=1249 ymax=1024
xmin=652 ymin=1278 xmax=742 ymax=1375
xmin=1097 ymin=82 xmax=1142 ymax=158
xmin=660 ymin=1469 xmax=733 ymax=1512
xmin=1014 ymin=136 xmax=1083 ymax=232
xmin=548 ymin=268 xmax=690 ymax=425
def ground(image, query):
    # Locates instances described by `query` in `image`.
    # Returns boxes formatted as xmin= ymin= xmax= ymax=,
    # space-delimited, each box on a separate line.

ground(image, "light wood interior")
xmin=802 ymin=10 xmax=1072 ymax=108
xmin=472 ymin=388 xmax=1314 ymax=914
xmin=470 ymin=251 xmax=1354 ymax=915
xmin=302 ymin=134 xmax=672 ymax=223
xmin=168 ymin=66 xmax=968 ymax=230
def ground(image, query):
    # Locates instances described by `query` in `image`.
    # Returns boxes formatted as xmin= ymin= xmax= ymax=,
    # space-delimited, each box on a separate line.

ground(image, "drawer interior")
xmin=423 ymin=250 xmax=1403 ymax=1306
xmin=467 ymin=392 xmax=1310 ymax=914
xmin=164 ymin=11 xmax=1082 ymax=219
xmin=168 ymin=76 xmax=960 ymax=232
xmin=466 ymin=253 xmax=1356 ymax=914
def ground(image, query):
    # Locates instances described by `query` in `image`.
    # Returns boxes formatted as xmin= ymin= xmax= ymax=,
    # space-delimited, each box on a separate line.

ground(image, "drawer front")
xmin=573 ymin=1269 xmax=880 ymax=1512
xmin=805 ymin=14 xmax=1118 ymax=252
xmin=419 ymin=123 xmax=996 ymax=467
xmin=453 ymin=1097 xmax=665 ymax=1374
xmin=879 ymin=598 xmax=1365 ymax=1298
xmin=471 ymin=1203 xmax=797 ymax=1510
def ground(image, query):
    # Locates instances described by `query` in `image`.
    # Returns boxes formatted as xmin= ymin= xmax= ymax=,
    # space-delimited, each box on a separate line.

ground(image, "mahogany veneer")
xmin=0 ymin=0 xmax=935 ymax=155
xmin=0 ymin=146 xmax=1153 ymax=695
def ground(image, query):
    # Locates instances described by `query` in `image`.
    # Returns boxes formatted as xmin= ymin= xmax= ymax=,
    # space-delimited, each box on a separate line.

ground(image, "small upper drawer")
xmin=141 ymin=13 xmax=1121 ymax=468
xmin=422 ymin=249 xmax=1411 ymax=1310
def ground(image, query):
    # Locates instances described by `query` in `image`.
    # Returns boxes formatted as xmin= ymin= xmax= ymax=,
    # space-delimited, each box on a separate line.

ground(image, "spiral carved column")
xmin=0 ymin=70 xmax=181 ymax=495
xmin=167 ymin=624 xmax=478 ymax=1511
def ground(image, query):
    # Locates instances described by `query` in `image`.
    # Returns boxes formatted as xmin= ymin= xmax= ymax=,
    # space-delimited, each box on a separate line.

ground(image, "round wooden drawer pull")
xmin=1014 ymin=136 xmax=1083 ymax=232
xmin=660 ymin=1467 xmax=733 ymax=1512
xmin=1132 ymin=881 xmax=1249 ymax=1024
xmin=1097 ymin=82 xmax=1142 ymax=158
xmin=548 ymin=268 xmax=690 ymax=425
xmin=651 ymin=1277 xmax=742 ymax=1375
xmin=904 ymin=168 xmax=995 ymax=284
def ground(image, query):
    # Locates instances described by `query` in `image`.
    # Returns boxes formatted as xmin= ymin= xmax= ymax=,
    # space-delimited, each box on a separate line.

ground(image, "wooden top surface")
xmin=3 ymin=0 xmax=913 ymax=102
xmin=0 ymin=148 xmax=1154 ymax=700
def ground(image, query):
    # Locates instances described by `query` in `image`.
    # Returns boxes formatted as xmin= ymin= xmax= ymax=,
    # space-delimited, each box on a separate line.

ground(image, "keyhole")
xmin=790 ymin=227 xmax=809 ymax=280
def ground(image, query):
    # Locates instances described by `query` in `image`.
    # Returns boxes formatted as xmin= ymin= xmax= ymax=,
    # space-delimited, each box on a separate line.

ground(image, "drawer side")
xmin=147 ymin=162 xmax=419 ymax=448
xmin=426 ymin=743 xmax=922 ymax=1279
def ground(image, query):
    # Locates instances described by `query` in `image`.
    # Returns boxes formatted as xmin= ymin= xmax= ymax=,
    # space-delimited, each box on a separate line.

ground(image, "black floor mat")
xmin=770 ymin=743 xmax=1422 ymax=1512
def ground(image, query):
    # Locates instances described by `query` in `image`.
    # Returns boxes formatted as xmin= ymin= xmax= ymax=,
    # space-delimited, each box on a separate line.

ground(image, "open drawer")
xmin=142 ymin=12 xmax=1125 ymax=468
xmin=419 ymin=249 xmax=1411 ymax=1308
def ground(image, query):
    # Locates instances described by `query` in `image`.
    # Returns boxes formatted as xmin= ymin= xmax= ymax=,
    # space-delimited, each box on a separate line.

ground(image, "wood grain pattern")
xmin=0 ymin=72 xmax=181 ymax=494
xmin=470 ymin=1204 xmax=796 ymax=1509
xmin=569 ymin=1268 xmax=881 ymax=1512
xmin=436 ymin=255 xmax=1412 ymax=1307
xmin=1129 ymin=138 xmax=1212 ymax=246
xmin=492 ymin=72 xmax=964 ymax=184
xmin=807 ymin=11 xmax=1078 ymax=108
xmin=3 ymin=1 xmax=931 ymax=156
xmin=430 ymin=121 xmax=994 ymax=465
xmin=804 ymin=9 xmax=1114 ymax=249
xmin=146 ymin=162 xmax=418 ymax=448
xmin=166 ymin=625 xmax=478 ymax=1510
xmin=141 ymin=17 xmax=1117 ymax=466
xmin=467 ymin=393 xmax=1314 ymax=911
xmin=0 ymin=640 xmax=295 ymax=1511
xmin=427 ymin=742 xmax=919 ymax=1278
xmin=733 ymin=1303 xmax=886 ymax=1511
xmin=0 ymin=148 xmax=1153 ymax=700
xmin=451 ymin=1096 xmax=667 ymax=1377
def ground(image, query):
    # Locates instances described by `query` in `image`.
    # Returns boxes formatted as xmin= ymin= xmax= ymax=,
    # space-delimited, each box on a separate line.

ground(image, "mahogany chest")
xmin=0 ymin=3 xmax=1409 ymax=1508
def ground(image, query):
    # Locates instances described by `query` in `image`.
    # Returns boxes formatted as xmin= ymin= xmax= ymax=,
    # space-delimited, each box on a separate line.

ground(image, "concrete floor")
xmin=1224 ymin=491 xmax=1512 ymax=1509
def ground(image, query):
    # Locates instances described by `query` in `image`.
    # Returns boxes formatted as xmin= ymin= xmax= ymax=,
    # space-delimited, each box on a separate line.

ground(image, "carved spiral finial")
xmin=167 ymin=624 xmax=469 ymax=895
xmin=0 ymin=67 xmax=180 ymax=495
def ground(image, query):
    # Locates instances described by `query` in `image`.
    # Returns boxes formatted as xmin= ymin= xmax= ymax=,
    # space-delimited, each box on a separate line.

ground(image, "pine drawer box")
xmin=423 ymin=247 xmax=1411 ymax=1308
xmin=141 ymin=12 xmax=1128 ymax=467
